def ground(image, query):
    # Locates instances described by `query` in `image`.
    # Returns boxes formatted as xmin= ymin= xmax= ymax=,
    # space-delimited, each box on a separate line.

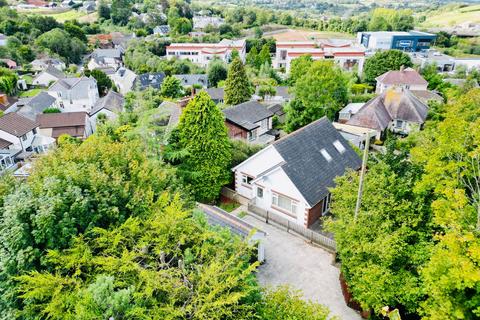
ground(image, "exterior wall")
xmin=49 ymin=81 xmax=99 ymax=112
xmin=0 ymin=129 xmax=36 ymax=151
xmin=226 ymin=121 xmax=248 ymax=140
xmin=389 ymin=120 xmax=422 ymax=135
xmin=233 ymin=146 xmax=310 ymax=226
xmin=254 ymin=117 xmax=272 ymax=137
xmin=166 ymin=43 xmax=246 ymax=68
xmin=307 ymin=198 xmax=325 ymax=227
xmin=391 ymin=35 xmax=435 ymax=52
xmin=38 ymin=127 xmax=53 ymax=137
xmin=376 ymin=82 xmax=428 ymax=94
xmin=89 ymin=109 xmax=116 ymax=134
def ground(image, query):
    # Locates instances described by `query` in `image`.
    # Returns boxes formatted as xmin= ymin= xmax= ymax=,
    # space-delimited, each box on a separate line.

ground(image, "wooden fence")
xmin=247 ymin=203 xmax=337 ymax=252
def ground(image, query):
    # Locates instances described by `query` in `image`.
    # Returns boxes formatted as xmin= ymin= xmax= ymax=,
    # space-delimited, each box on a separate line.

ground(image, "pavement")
xmin=237 ymin=210 xmax=362 ymax=320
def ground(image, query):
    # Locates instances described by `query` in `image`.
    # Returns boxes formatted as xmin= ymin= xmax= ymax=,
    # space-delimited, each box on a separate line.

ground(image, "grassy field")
xmin=262 ymin=27 xmax=354 ymax=41
xmin=19 ymin=88 xmax=43 ymax=98
xmin=419 ymin=4 xmax=480 ymax=28
xmin=20 ymin=8 xmax=96 ymax=23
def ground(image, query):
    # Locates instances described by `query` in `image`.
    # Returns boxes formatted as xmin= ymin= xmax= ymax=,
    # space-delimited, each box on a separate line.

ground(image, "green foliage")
xmin=16 ymin=196 xmax=260 ymax=320
xmin=160 ymin=75 xmax=184 ymax=98
xmin=85 ymin=68 xmax=114 ymax=96
xmin=363 ymin=50 xmax=413 ymax=84
xmin=111 ymin=0 xmax=132 ymax=25
xmin=171 ymin=91 xmax=232 ymax=202
xmin=224 ymin=58 xmax=253 ymax=105
xmin=0 ymin=132 xmax=182 ymax=315
xmin=174 ymin=17 xmax=193 ymax=34
xmin=285 ymin=60 xmax=348 ymax=132
xmin=258 ymin=286 xmax=334 ymax=320
xmin=230 ymin=139 xmax=263 ymax=168
xmin=258 ymin=44 xmax=271 ymax=67
xmin=246 ymin=46 xmax=260 ymax=69
xmin=35 ymin=28 xmax=86 ymax=64
xmin=97 ymin=0 xmax=111 ymax=19
xmin=0 ymin=67 xmax=18 ymax=95
xmin=42 ymin=107 xmax=61 ymax=114
xmin=207 ymin=59 xmax=227 ymax=88
xmin=368 ymin=8 xmax=414 ymax=31
xmin=289 ymin=55 xmax=313 ymax=84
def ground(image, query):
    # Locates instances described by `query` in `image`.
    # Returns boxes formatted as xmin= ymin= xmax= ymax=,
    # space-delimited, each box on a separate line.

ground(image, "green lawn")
xmin=22 ymin=8 xmax=95 ymax=23
xmin=419 ymin=4 xmax=480 ymax=28
xmin=19 ymin=88 xmax=43 ymax=98
xmin=21 ymin=75 xmax=33 ymax=85
xmin=218 ymin=201 xmax=240 ymax=213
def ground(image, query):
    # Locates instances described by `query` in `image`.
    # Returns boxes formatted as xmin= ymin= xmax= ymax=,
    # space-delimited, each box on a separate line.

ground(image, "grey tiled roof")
xmin=17 ymin=92 xmax=57 ymax=120
xmin=90 ymin=91 xmax=125 ymax=116
xmin=134 ymin=72 xmax=166 ymax=90
xmin=223 ymin=101 xmax=274 ymax=130
xmin=204 ymin=87 xmax=224 ymax=101
xmin=44 ymin=65 xmax=65 ymax=79
xmin=273 ymin=117 xmax=362 ymax=206
xmin=174 ymin=74 xmax=208 ymax=87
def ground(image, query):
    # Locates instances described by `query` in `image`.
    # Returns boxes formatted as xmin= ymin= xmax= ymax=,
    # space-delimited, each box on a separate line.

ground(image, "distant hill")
xmin=419 ymin=4 xmax=480 ymax=28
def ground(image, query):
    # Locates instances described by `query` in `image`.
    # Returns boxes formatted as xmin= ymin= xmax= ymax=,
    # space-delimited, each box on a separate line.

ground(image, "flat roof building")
xmin=357 ymin=31 xmax=436 ymax=52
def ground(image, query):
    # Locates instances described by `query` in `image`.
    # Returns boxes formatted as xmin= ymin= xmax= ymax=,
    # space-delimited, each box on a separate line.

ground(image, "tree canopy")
xmin=363 ymin=50 xmax=413 ymax=84
xmin=224 ymin=57 xmax=253 ymax=105
xmin=207 ymin=59 xmax=227 ymax=88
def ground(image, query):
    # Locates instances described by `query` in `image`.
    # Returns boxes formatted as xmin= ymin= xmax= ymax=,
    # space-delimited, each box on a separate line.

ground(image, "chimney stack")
xmin=0 ymin=93 xmax=8 ymax=106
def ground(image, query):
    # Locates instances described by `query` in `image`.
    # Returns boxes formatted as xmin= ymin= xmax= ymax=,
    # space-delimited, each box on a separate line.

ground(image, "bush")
xmin=42 ymin=107 xmax=61 ymax=114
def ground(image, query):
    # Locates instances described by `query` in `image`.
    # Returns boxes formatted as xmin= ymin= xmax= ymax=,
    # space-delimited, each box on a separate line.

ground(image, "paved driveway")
xmin=242 ymin=214 xmax=361 ymax=320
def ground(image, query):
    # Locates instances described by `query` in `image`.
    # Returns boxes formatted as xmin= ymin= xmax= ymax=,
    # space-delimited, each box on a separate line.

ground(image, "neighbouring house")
xmin=409 ymin=90 xmax=443 ymax=105
xmin=108 ymin=67 xmax=138 ymax=94
xmin=48 ymin=77 xmax=99 ymax=112
xmin=111 ymin=32 xmax=136 ymax=51
xmin=61 ymin=0 xmax=75 ymax=8
xmin=134 ymin=72 xmax=166 ymax=91
xmin=30 ymin=58 xmax=66 ymax=72
xmin=444 ymin=78 xmax=480 ymax=89
xmin=255 ymin=86 xmax=292 ymax=104
xmin=203 ymin=87 xmax=224 ymax=104
xmin=88 ymin=34 xmax=114 ymax=49
xmin=0 ymin=59 xmax=17 ymax=69
xmin=32 ymin=65 xmax=65 ymax=87
xmin=410 ymin=50 xmax=456 ymax=72
xmin=266 ymin=103 xmax=286 ymax=123
xmin=0 ymin=148 xmax=16 ymax=173
xmin=0 ymin=112 xmax=55 ymax=155
xmin=88 ymin=48 xmax=123 ymax=71
xmin=37 ymin=111 xmax=90 ymax=140
xmin=338 ymin=102 xmax=366 ymax=123
xmin=357 ymin=31 xmax=436 ymax=52
xmin=11 ymin=92 xmax=58 ymax=120
xmin=346 ymin=88 xmax=429 ymax=139
xmin=174 ymin=74 xmax=208 ymax=88
xmin=0 ymin=34 xmax=7 ymax=46
xmin=166 ymin=39 xmax=247 ymax=67
xmin=82 ymin=1 xmax=95 ymax=12
xmin=153 ymin=25 xmax=170 ymax=36
xmin=454 ymin=58 xmax=480 ymax=72
xmin=333 ymin=122 xmax=376 ymax=149
xmin=232 ymin=117 xmax=362 ymax=227
xmin=375 ymin=67 xmax=428 ymax=94
xmin=89 ymin=91 xmax=125 ymax=133
xmin=223 ymin=101 xmax=276 ymax=144
xmin=193 ymin=15 xmax=225 ymax=30
xmin=274 ymin=39 xmax=366 ymax=74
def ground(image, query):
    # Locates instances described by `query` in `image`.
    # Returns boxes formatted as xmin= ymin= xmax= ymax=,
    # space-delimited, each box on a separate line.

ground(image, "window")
xmin=322 ymin=193 xmax=331 ymax=214
xmin=395 ymin=120 xmax=404 ymax=129
xmin=272 ymin=193 xmax=298 ymax=215
xmin=261 ymin=118 xmax=268 ymax=129
xmin=248 ymin=130 xmax=257 ymax=141
xmin=21 ymin=134 xmax=27 ymax=141
xmin=257 ymin=187 xmax=263 ymax=198
xmin=320 ymin=148 xmax=332 ymax=162
xmin=32 ymin=128 xmax=37 ymax=135
xmin=333 ymin=140 xmax=346 ymax=154
xmin=242 ymin=174 xmax=253 ymax=185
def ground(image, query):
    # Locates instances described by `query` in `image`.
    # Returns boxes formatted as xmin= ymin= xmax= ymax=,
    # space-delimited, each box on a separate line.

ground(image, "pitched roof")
xmin=174 ymin=74 xmax=208 ymax=87
xmin=37 ymin=112 xmax=87 ymax=128
xmin=92 ymin=48 xmax=122 ymax=59
xmin=43 ymin=65 xmax=65 ymax=79
xmin=204 ymin=87 xmax=224 ymax=101
xmin=50 ymin=77 xmax=95 ymax=90
xmin=410 ymin=90 xmax=443 ymax=104
xmin=17 ymin=92 xmax=57 ymax=120
xmin=376 ymin=67 xmax=428 ymax=86
xmin=223 ymin=101 xmax=274 ymax=130
xmin=0 ymin=113 xmax=38 ymax=136
xmin=0 ymin=138 xmax=12 ymax=149
xmin=134 ymin=72 xmax=166 ymax=90
xmin=347 ymin=89 xmax=429 ymax=130
xmin=273 ymin=117 xmax=362 ymax=206
xmin=90 ymin=91 xmax=125 ymax=116
xmin=275 ymin=86 xmax=292 ymax=99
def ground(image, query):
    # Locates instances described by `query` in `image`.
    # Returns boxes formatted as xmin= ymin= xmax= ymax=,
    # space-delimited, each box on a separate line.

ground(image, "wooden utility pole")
xmin=354 ymin=131 xmax=372 ymax=222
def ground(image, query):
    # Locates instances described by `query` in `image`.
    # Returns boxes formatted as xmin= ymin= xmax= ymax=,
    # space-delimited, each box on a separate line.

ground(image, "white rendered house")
xmin=48 ymin=77 xmax=99 ymax=113
xmin=233 ymin=117 xmax=361 ymax=227
xmin=166 ymin=39 xmax=246 ymax=67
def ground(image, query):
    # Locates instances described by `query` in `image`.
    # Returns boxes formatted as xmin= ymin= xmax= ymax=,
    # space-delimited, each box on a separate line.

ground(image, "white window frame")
xmin=320 ymin=148 xmax=332 ymax=162
xmin=272 ymin=192 xmax=298 ymax=216
xmin=333 ymin=140 xmax=346 ymax=154
xmin=257 ymin=187 xmax=264 ymax=198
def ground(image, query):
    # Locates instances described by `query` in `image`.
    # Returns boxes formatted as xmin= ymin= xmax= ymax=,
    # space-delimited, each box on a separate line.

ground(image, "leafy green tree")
xmin=160 ymin=75 xmax=183 ymax=98
xmin=0 ymin=132 xmax=182 ymax=316
xmin=64 ymin=21 xmax=87 ymax=42
xmin=111 ymin=0 xmax=131 ymax=25
xmin=285 ymin=60 xmax=348 ymax=132
xmin=172 ymin=91 xmax=232 ymax=202
xmin=363 ymin=50 xmax=412 ymax=84
xmin=258 ymin=44 xmax=271 ymax=67
xmin=35 ymin=28 xmax=86 ymax=64
xmin=85 ymin=69 xmax=114 ymax=96
xmin=208 ymin=59 xmax=227 ymax=88
xmin=289 ymin=54 xmax=313 ymax=84
xmin=230 ymin=48 xmax=240 ymax=61
xmin=97 ymin=0 xmax=110 ymax=19
xmin=174 ymin=17 xmax=192 ymax=34
xmin=0 ymin=67 xmax=18 ymax=95
xmin=224 ymin=57 xmax=253 ymax=105
xmin=246 ymin=46 xmax=260 ymax=68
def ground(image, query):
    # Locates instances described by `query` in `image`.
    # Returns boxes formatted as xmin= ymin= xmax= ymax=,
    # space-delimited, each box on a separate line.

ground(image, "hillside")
xmin=419 ymin=3 xmax=480 ymax=28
